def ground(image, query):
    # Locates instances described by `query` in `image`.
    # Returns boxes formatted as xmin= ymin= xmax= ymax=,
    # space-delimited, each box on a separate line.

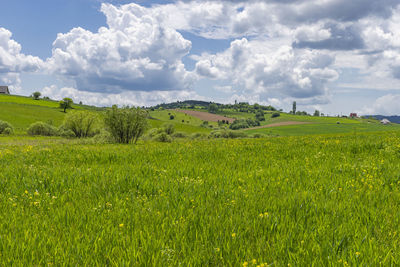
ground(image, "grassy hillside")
xmin=1 ymin=132 xmax=400 ymax=265
xmin=0 ymin=95 xmax=72 ymax=134
xmin=1 ymin=94 xmax=398 ymax=137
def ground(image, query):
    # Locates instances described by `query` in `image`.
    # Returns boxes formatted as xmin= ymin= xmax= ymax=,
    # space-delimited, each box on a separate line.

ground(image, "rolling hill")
xmin=1 ymin=94 xmax=399 ymax=136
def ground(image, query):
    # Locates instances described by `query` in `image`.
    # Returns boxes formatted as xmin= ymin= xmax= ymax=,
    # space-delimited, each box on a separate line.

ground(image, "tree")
xmin=208 ymin=103 xmax=219 ymax=114
xmin=59 ymin=98 xmax=73 ymax=113
xmin=292 ymin=101 xmax=297 ymax=114
xmin=104 ymin=106 xmax=148 ymax=144
xmin=33 ymin=91 xmax=41 ymax=100
xmin=255 ymin=110 xmax=265 ymax=121
xmin=313 ymin=110 xmax=320 ymax=117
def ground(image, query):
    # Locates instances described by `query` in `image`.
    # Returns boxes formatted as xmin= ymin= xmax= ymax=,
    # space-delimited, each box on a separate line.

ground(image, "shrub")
xmin=0 ymin=120 xmax=13 ymax=134
xmin=201 ymin=121 xmax=209 ymax=128
xmin=162 ymin=123 xmax=175 ymax=135
xmin=172 ymin=132 xmax=188 ymax=138
xmin=104 ymin=106 xmax=148 ymax=144
xmin=57 ymin=125 xmax=75 ymax=138
xmin=271 ymin=112 xmax=280 ymax=118
xmin=209 ymin=130 xmax=246 ymax=139
xmin=229 ymin=118 xmax=260 ymax=130
xmin=27 ymin=122 xmax=58 ymax=136
xmin=255 ymin=111 xmax=265 ymax=121
xmin=63 ymin=111 xmax=99 ymax=138
xmin=252 ymin=133 xmax=265 ymax=138
xmin=3 ymin=127 xmax=13 ymax=135
xmin=190 ymin=132 xmax=208 ymax=139
xmin=154 ymin=132 xmax=172 ymax=143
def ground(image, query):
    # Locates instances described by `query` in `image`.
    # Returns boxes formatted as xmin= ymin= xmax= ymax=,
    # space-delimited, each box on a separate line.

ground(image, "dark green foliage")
xmin=59 ymin=98 xmax=73 ymax=113
xmin=271 ymin=112 xmax=281 ymax=118
xmin=32 ymin=92 xmax=41 ymax=100
xmin=292 ymin=101 xmax=296 ymax=114
xmin=296 ymin=111 xmax=309 ymax=115
xmin=63 ymin=111 xmax=99 ymax=138
xmin=172 ymin=132 xmax=188 ymax=138
xmin=314 ymin=110 xmax=320 ymax=117
xmin=255 ymin=110 xmax=265 ymax=121
xmin=154 ymin=132 xmax=172 ymax=142
xmin=169 ymin=115 xmax=175 ymax=120
xmin=0 ymin=120 xmax=13 ymax=134
xmin=209 ymin=130 xmax=246 ymax=139
xmin=201 ymin=121 xmax=209 ymax=128
xmin=104 ymin=106 xmax=148 ymax=144
xmin=3 ymin=127 xmax=13 ymax=135
xmin=27 ymin=122 xmax=58 ymax=136
xmin=208 ymin=103 xmax=219 ymax=114
xmin=229 ymin=118 xmax=260 ymax=130
xmin=162 ymin=123 xmax=175 ymax=135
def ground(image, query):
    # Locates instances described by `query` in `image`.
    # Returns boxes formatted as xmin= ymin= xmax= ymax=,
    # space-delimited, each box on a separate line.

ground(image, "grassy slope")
xmin=149 ymin=109 xmax=214 ymax=133
xmin=1 ymin=94 xmax=398 ymax=136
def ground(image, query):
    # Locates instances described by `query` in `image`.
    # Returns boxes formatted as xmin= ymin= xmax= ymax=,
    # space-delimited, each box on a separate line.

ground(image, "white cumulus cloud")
xmin=0 ymin=27 xmax=43 ymax=93
xmin=46 ymin=3 xmax=196 ymax=94
xmin=195 ymin=38 xmax=338 ymax=103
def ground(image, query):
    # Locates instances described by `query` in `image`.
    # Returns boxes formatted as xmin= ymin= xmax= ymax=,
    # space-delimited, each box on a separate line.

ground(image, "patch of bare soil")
xmin=246 ymin=121 xmax=312 ymax=130
xmin=175 ymin=110 xmax=236 ymax=123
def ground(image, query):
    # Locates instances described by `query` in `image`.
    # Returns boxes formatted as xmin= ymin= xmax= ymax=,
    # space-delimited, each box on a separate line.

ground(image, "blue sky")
xmin=1 ymin=0 xmax=400 ymax=115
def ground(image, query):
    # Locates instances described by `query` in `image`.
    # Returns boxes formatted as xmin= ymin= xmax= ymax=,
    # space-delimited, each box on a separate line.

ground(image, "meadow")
xmin=1 ymin=132 xmax=400 ymax=265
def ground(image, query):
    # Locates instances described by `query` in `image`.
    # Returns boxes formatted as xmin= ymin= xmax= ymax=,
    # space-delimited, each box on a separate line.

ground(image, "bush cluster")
xmin=229 ymin=118 xmax=260 ymax=130
xmin=209 ymin=130 xmax=245 ymax=139
xmin=27 ymin=122 xmax=58 ymax=136
xmin=0 ymin=120 xmax=14 ymax=135
xmin=104 ymin=106 xmax=148 ymax=144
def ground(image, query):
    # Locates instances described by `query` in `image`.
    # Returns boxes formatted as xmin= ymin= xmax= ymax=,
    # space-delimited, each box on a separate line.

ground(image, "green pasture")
xmin=246 ymin=122 xmax=400 ymax=136
xmin=1 ymin=132 xmax=400 ymax=265
xmin=0 ymin=102 xmax=66 ymax=133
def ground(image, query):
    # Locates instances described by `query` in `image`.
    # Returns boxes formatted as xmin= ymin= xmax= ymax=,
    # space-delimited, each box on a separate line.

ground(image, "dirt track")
xmin=175 ymin=110 xmax=236 ymax=123
xmin=245 ymin=121 xmax=311 ymax=130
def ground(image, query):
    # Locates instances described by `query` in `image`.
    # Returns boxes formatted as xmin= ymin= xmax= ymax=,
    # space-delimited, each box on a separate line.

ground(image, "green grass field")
xmin=1 ymin=95 xmax=400 ymax=265
xmin=1 ymin=132 xmax=400 ymax=265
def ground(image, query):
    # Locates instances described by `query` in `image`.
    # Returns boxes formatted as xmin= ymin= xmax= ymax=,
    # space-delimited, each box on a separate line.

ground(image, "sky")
xmin=1 ymin=0 xmax=400 ymax=115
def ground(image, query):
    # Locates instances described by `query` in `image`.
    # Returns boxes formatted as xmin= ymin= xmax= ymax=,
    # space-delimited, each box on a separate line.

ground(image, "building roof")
xmin=381 ymin=119 xmax=391 ymax=124
xmin=0 ymin=86 xmax=9 ymax=94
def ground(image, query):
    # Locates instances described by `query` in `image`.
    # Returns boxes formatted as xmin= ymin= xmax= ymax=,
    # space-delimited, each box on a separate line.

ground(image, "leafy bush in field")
xmin=162 ymin=123 xmax=175 ymax=135
xmin=229 ymin=118 xmax=260 ymax=130
xmin=271 ymin=112 xmax=280 ymax=118
xmin=209 ymin=130 xmax=246 ymax=139
xmin=3 ymin=127 xmax=13 ymax=135
xmin=91 ymin=129 xmax=114 ymax=144
xmin=153 ymin=132 xmax=172 ymax=142
xmin=27 ymin=122 xmax=58 ymax=136
xmin=63 ymin=111 xmax=99 ymax=138
xmin=104 ymin=106 xmax=148 ymax=144
xmin=255 ymin=110 xmax=265 ymax=121
xmin=190 ymin=132 xmax=208 ymax=139
xmin=172 ymin=132 xmax=188 ymax=138
xmin=0 ymin=120 xmax=13 ymax=135
xmin=252 ymin=133 xmax=265 ymax=138
xmin=57 ymin=125 xmax=75 ymax=138
xmin=169 ymin=115 xmax=175 ymax=120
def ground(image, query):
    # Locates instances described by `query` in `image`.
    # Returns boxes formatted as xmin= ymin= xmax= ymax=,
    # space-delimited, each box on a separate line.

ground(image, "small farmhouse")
xmin=381 ymin=119 xmax=391 ymax=125
xmin=0 ymin=86 xmax=10 ymax=94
